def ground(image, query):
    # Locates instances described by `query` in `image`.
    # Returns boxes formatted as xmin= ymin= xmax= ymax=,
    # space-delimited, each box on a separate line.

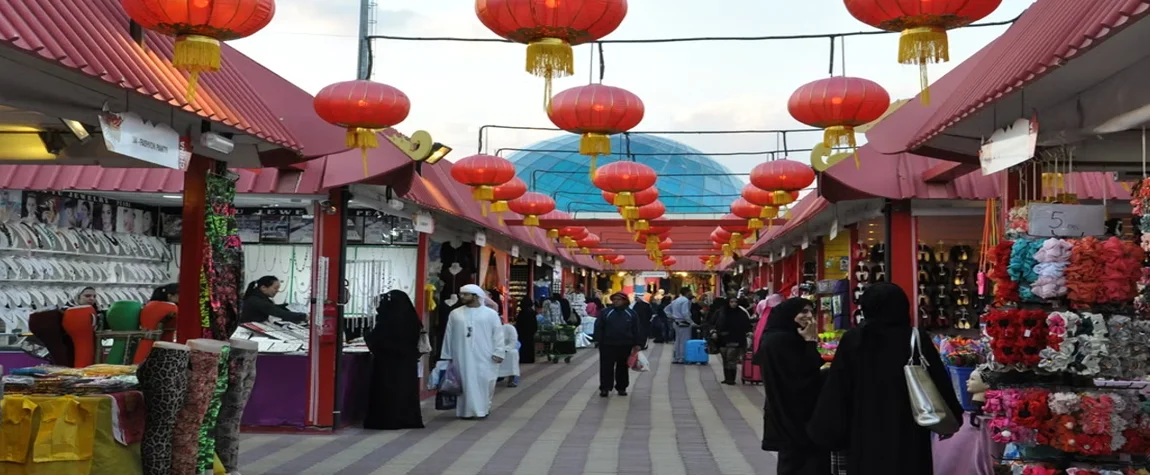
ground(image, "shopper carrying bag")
xmin=905 ymin=329 xmax=960 ymax=435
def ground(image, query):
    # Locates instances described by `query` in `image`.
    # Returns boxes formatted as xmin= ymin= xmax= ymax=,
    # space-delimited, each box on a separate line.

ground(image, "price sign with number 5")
xmin=1026 ymin=203 xmax=1105 ymax=238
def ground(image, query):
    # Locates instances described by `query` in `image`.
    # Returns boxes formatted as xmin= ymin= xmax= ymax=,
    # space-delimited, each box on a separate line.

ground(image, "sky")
xmin=229 ymin=0 xmax=1037 ymax=181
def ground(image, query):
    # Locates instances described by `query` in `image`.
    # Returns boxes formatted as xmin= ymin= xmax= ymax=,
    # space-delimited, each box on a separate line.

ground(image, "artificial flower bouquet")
xmin=940 ymin=335 xmax=985 ymax=367
xmin=983 ymin=387 xmax=1150 ymax=457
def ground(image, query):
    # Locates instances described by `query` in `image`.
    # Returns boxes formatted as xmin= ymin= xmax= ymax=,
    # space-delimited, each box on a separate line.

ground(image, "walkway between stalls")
xmin=235 ymin=344 xmax=775 ymax=475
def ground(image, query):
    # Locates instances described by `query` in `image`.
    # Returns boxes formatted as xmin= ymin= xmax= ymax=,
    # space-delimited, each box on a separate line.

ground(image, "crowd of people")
xmin=359 ymin=280 xmax=961 ymax=475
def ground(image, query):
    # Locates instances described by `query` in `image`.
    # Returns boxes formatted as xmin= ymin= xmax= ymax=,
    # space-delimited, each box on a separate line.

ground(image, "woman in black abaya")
xmin=364 ymin=290 xmax=425 ymax=430
xmin=807 ymin=282 xmax=962 ymax=475
xmin=514 ymin=298 xmax=538 ymax=364
xmin=753 ymin=297 xmax=828 ymax=475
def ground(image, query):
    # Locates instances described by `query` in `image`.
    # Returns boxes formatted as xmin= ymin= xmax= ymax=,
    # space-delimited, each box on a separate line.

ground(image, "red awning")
xmin=0 ymin=161 xmax=327 ymax=195
xmin=404 ymin=163 xmax=602 ymax=270
xmin=0 ymin=0 xmax=306 ymax=152
xmin=865 ymin=0 xmax=1150 ymax=154
xmin=821 ymin=146 xmax=1131 ymax=202
xmin=743 ymin=194 xmax=830 ymax=257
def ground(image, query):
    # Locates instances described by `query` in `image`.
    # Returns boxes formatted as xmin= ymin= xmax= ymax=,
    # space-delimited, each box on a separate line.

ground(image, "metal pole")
xmin=357 ymin=0 xmax=372 ymax=80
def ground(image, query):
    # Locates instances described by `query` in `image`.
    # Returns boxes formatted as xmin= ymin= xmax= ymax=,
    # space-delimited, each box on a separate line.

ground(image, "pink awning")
xmin=820 ymin=146 xmax=1131 ymax=202
xmin=743 ymin=194 xmax=830 ymax=257
xmin=0 ymin=161 xmax=327 ymax=195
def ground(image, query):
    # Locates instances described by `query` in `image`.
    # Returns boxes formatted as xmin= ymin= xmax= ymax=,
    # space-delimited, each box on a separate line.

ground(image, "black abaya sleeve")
xmin=761 ymin=333 xmax=825 ymax=450
xmin=807 ymin=330 xmax=857 ymax=450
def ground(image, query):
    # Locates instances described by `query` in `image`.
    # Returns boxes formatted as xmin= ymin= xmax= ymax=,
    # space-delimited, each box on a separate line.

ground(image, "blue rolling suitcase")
xmin=685 ymin=340 xmax=709 ymax=364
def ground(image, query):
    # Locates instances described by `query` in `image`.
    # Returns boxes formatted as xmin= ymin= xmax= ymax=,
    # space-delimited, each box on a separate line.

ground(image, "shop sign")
xmin=413 ymin=212 xmax=434 ymax=234
xmin=829 ymin=218 xmax=839 ymax=240
xmin=97 ymin=111 xmax=181 ymax=169
xmin=1027 ymin=203 xmax=1105 ymax=238
xmin=979 ymin=115 xmax=1038 ymax=176
xmin=511 ymin=245 xmax=519 ymax=257
xmin=474 ymin=230 xmax=487 ymax=247
xmin=801 ymin=234 xmax=810 ymax=250
xmin=638 ymin=271 xmax=668 ymax=279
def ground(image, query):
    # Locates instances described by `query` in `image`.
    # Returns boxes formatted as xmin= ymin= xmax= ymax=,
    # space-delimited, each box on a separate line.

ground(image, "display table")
xmin=0 ymin=351 xmax=372 ymax=430
xmin=0 ymin=393 xmax=143 ymax=475
xmin=240 ymin=353 xmax=371 ymax=429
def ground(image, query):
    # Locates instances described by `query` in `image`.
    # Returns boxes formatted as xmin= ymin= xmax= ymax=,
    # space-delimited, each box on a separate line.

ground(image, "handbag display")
xmin=904 ymin=329 xmax=960 ymax=435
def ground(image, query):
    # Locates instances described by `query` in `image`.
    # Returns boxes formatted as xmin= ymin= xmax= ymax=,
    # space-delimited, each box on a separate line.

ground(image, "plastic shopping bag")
xmin=439 ymin=361 xmax=464 ymax=396
xmin=628 ymin=350 xmax=650 ymax=372
xmin=435 ymin=392 xmax=457 ymax=411
xmin=427 ymin=360 xmax=448 ymax=391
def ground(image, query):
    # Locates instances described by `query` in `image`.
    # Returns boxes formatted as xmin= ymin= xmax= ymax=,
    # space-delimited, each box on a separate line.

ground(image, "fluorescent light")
xmin=162 ymin=195 xmax=181 ymax=199
xmin=60 ymin=118 xmax=90 ymax=143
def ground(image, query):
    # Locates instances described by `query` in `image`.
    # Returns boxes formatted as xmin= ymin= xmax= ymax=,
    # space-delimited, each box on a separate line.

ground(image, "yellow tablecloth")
xmin=0 ymin=394 xmax=140 ymax=475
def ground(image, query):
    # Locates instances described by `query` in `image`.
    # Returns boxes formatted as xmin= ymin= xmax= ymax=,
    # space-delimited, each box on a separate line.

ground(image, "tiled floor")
xmin=236 ymin=344 xmax=778 ymax=475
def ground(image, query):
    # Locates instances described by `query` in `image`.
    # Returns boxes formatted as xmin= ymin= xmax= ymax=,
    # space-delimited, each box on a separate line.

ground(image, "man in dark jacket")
xmin=631 ymin=293 xmax=654 ymax=349
xmin=593 ymin=293 xmax=644 ymax=398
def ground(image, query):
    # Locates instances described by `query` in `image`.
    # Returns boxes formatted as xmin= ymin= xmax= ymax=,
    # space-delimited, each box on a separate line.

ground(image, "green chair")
xmin=104 ymin=301 xmax=142 ymax=364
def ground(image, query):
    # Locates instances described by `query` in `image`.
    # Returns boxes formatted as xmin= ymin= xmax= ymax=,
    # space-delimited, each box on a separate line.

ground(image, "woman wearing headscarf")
xmin=714 ymin=297 xmax=753 ymax=385
xmin=364 ymin=290 xmax=425 ymax=430
xmin=807 ymin=282 xmax=962 ymax=475
xmin=753 ymin=293 xmax=785 ymax=351
xmin=514 ymin=298 xmax=538 ymax=365
xmin=753 ymin=297 xmax=827 ymax=475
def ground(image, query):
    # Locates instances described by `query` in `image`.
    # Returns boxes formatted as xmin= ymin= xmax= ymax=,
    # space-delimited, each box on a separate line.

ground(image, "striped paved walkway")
xmin=237 ymin=344 xmax=778 ymax=475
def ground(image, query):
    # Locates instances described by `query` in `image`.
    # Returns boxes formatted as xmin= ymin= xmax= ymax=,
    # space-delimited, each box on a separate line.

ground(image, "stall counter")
xmin=0 ymin=351 xmax=372 ymax=430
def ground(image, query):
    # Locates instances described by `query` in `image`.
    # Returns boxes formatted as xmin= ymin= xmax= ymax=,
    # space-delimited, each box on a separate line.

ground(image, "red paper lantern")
xmin=750 ymin=160 xmax=815 ymax=205
xmin=662 ymin=256 xmax=677 ymax=268
xmin=631 ymin=200 xmax=665 ymax=231
xmin=491 ymin=177 xmax=528 ymax=214
xmin=548 ymin=84 xmax=644 ymax=172
xmin=508 ymin=191 xmax=555 ymax=226
xmin=730 ymin=198 xmax=769 ymax=230
xmin=788 ymin=76 xmax=890 ymax=149
xmin=577 ymin=233 xmax=601 ymax=254
xmin=314 ymin=80 xmax=412 ymax=175
xmin=740 ymin=185 xmax=787 ymax=218
xmin=843 ymin=0 xmax=1002 ymax=103
xmin=608 ymin=255 xmax=627 ymax=266
xmin=606 ymin=187 xmax=658 ymax=220
xmin=122 ymin=0 xmax=275 ymax=100
xmin=658 ymin=238 xmax=674 ymax=251
xmin=539 ymin=210 xmax=570 ymax=238
xmin=475 ymin=0 xmax=628 ymax=109
xmin=592 ymin=161 xmax=657 ymax=206
xmin=450 ymin=154 xmax=517 ymax=201
xmin=711 ymin=228 xmax=733 ymax=245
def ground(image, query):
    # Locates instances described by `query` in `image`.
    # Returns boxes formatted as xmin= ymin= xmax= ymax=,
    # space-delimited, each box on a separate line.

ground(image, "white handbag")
xmin=904 ymin=329 xmax=960 ymax=435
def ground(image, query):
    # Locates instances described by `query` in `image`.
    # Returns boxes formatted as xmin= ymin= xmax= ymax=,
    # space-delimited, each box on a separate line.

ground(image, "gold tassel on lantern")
xmin=730 ymin=233 xmax=743 ymax=249
xmin=772 ymin=191 xmax=794 ymax=206
xmin=899 ymin=27 xmax=949 ymax=105
xmin=173 ymin=35 xmax=222 ymax=102
xmin=471 ymin=186 xmax=495 ymax=201
xmin=491 ymin=201 xmax=510 ymax=213
xmin=344 ymin=127 xmax=380 ymax=177
xmin=479 ymin=201 xmax=489 ymax=217
xmin=635 ymin=220 xmax=650 ymax=231
xmin=526 ymin=38 xmax=574 ymax=112
xmin=722 ymin=243 xmax=732 ymax=258
xmin=621 ymin=206 xmax=639 ymax=220
xmin=613 ymin=192 xmax=635 ymax=207
xmin=547 ymin=228 xmax=559 ymax=239
xmin=748 ymin=218 xmax=763 ymax=231
xmin=581 ymin=133 xmax=611 ymax=179
xmin=524 ymin=215 xmax=540 ymax=227
xmin=823 ymin=126 xmax=857 ymax=149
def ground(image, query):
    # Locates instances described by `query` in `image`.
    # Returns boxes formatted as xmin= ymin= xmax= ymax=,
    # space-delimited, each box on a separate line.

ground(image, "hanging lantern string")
xmin=363 ymin=16 xmax=1018 ymax=79
xmin=475 ymin=124 xmax=830 ymax=155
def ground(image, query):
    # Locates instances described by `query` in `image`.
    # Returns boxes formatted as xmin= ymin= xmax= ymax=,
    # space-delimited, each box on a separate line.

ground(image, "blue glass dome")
xmin=508 ymin=134 xmax=743 ymax=214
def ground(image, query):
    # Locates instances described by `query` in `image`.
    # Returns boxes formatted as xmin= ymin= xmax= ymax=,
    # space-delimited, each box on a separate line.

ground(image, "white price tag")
xmin=829 ymin=218 xmax=839 ymax=240
xmin=801 ymin=234 xmax=810 ymax=250
xmin=475 ymin=230 xmax=487 ymax=247
xmin=413 ymin=212 xmax=435 ymax=234
xmin=1026 ymin=203 xmax=1105 ymax=238
xmin=511 ymin=245 xmax=520 ymax=258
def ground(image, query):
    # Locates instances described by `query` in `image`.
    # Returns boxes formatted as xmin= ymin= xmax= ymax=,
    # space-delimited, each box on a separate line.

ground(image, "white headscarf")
xmin=460 ymin=284 xmax=485 ymax=298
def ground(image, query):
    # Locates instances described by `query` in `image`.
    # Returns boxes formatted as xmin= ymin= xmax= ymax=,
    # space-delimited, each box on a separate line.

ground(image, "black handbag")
xmin=435 ymin=392 xmax=457 ymax=411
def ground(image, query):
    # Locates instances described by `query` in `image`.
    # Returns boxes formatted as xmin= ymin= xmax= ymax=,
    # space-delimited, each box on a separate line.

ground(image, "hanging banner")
xmin=97 ymin=111 xmax=181 ymax=169
xmin=980 ymin=116 xmax=1039 ymax=176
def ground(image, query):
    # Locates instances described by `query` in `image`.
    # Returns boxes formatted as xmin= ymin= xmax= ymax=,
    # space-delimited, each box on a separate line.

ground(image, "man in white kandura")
xmin=440 ymin=284 xmax=506 ymax=419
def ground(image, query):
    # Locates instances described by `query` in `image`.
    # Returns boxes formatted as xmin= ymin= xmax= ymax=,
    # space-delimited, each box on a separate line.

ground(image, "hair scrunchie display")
xmin=990 ymin=240 xmax=1019 ymax=305
xmin=1098 ymin=237 xmax=1145 ymax=303
xmin=1066 ymin=238 xmax=1105 ymax=306
xmin=1032 ymin=238 xmax=1072 ymax=299
xmin=1010 ymin=239 xmax=1042 ymax=301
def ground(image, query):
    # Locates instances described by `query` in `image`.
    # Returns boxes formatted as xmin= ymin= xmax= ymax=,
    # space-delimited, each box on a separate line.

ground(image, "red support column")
xmin=308 ymin=188 xmax=348 ymax=428
xmin=414 ymin=233 xmax=429 ymax=323
xmin=886 ymin=200 xmax=917 ymax=320
xmin=177 ymin=155 xmax=211 ymax=343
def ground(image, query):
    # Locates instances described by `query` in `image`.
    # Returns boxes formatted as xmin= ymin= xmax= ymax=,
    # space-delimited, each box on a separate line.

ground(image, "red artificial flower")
xmin=1014 ymin=390 xmax=1051 ymax=429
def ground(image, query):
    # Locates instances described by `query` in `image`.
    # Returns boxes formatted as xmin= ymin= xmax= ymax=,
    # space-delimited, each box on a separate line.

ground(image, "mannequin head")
xmin=967 ymin=368 xmax=990 ymax=403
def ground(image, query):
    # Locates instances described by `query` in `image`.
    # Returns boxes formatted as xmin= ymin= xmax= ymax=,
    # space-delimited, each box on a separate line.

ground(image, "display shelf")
xmin=0 ymin=248 xmax=166 ymax=263
xmin=0 ymin=279 xmax=164 ymax=286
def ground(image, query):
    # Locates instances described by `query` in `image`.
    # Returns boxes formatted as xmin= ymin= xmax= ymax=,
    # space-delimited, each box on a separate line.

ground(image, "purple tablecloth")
xmin=0 ymin=351 xmax=372 ymax=429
